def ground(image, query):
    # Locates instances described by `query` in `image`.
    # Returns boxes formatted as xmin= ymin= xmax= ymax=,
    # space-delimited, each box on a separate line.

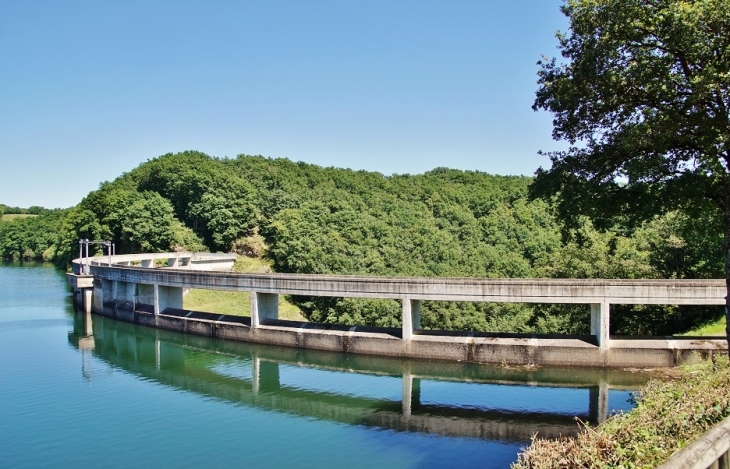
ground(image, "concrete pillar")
xmin=157 ymin=286 xmax=183 ymax=313
xmin=102 ymin=279 xmax=113 ymax=303
xmin=153 ymin=284 xmax=160 ymax=316
xmin=111 ymin=280 xmax=118 ymax=303
xmin=83 ymin=289 xmax=93 ymax=314
xmin=115 ymin=281 xmax=135 ymax=307
xmin=251 ymin=292 xmax=279 ymax=328
xmin=402 ymin=299 xmax=421 ymax=341
xmin=589 ymin=380 xmax=609 ymax=424
xmin=591 ymin=302 xmax=610 ymax=350
xmin=84 ymin=309 xmax=93 ymax=337
xmin=92 ymin=279 xmax=104 ymax=312
xmin=136 ymin=284 xmax=155 ymax=310
xmin=402 ymin=372 xmax=421 ymax=419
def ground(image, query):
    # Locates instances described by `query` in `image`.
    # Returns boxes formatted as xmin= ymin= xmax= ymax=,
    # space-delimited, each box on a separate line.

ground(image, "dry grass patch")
xmin=513 ymin=355 xmax=730 ymax=468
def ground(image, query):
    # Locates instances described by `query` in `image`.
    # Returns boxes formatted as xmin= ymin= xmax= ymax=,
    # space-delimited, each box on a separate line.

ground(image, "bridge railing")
xmin=69 ymin=251 xmax=727 ymax=357
xmin=71 ymin=252 xmax=237 ymax=273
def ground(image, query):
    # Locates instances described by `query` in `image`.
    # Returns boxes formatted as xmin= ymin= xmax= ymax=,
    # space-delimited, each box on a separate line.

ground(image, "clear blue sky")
xmin=1 ymin=1 xmax=568 ymax=209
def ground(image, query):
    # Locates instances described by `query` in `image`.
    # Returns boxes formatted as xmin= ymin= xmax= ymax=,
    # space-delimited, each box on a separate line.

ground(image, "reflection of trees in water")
xmin=69 ymin=312 xmax=646 ymax=442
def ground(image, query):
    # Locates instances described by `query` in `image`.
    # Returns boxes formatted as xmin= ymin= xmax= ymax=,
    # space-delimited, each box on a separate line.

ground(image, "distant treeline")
xmin=1 ymin=151 xmax=723 ymax=335
xmin=0 ymin=204 xmax=57 ymax=216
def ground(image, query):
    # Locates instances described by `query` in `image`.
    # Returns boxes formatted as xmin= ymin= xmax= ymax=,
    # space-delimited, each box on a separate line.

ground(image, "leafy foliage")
xmin=531 ymin=0 xmax=730 ymax=345
xmin=1 ymin=149 xmax=723 ymax=334
xmin=532 ymin=0 xmax=730 ymax=229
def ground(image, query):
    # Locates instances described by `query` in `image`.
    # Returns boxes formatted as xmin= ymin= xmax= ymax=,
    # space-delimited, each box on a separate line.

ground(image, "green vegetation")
xmin=680 ymin=317 xmax=727 ymax=337
xmin=532 ymin=0 xmax=730 ymax=349
xmin=1 ymin=150 xmax=724 ymax=335
xmin=510 ymin=3 xmax=730 ymax=463
xmin=0 ymin=204 xmax=54 ymax=216
xmin=513 ymin=356 xmax=730 ymax=468
xmin=183 ymin=255 xmax=305 ymax=321
xmin=183 ymin=290 xmax=306 ymax=321
xmin=0 ymin=208 xmax=69 ymax=261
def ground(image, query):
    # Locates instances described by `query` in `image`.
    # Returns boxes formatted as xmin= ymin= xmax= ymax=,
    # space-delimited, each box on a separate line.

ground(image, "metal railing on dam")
xmin=67 ymin=252 xmax=728 ymax=368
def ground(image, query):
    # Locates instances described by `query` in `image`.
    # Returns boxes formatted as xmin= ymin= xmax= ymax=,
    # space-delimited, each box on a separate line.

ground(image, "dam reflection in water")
xmin=68 ymin=311 xmax=646 ymax=444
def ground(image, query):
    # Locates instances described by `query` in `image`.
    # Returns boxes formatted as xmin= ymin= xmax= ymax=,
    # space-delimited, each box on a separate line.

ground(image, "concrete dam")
xmin=67 ymin=251 xmax=727 ymax=368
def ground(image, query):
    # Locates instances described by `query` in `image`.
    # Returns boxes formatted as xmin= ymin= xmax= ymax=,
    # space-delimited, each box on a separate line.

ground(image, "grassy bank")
xmin=513 ymin=355 xmax=730 ymax=468
xmin=680 ymin=316 xmax=727 ymax=336
xmin=183 ymin=256 xmax=306 ymax=322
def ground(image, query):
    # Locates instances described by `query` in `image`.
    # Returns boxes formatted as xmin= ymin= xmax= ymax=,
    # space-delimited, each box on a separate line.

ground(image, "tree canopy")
xmin=531 ymin=0 xmax=730 ymax=348
xmin=2 ymin=150 xmax=724 ymax=336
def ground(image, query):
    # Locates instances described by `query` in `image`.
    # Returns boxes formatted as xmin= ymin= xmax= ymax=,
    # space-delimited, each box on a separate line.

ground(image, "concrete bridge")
xmin=67 ymin=251 xmax=728 ymax=368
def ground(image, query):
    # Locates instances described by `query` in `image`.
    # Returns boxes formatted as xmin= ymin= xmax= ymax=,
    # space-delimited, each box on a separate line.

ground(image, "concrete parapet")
xmin=68 ymin=251 xmax=729 ymax=367
xmin=89 ymin=304 xmax=726 ymax=368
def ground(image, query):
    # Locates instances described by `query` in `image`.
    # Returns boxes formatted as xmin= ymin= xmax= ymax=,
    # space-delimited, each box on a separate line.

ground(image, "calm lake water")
xmin=0 ymin=263 xmax=648 ymax=468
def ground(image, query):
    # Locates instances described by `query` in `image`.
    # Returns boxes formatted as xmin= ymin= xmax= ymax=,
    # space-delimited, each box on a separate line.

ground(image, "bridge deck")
xmin=66 ymin=252 xmax=728 ymax=368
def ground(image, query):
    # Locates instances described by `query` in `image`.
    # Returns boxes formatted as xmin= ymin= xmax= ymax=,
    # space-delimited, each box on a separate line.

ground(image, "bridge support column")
xmin=157 ymin=286 xmax=183 ymax=314
xmin=102 ymin=279 xmax=114 ymax=310
xmin=116 ymin=281 xmax=135 ymax=309
xmin=104 ymin=280 xmax=119 ymax=316
xmin=92 ymin=279 xmax=103 ymax=313
xmin=136 ymin=284 xmax=155 ymax=311
xmin=82 ymin=289 xmax=93 ymax=314
xmin=251 ymin=292 xmax=279 ymax=328
xmin=591 ymin=302 xmax=610 ymax=350
xmin=402 ymin=299 xmax=421 ymax=341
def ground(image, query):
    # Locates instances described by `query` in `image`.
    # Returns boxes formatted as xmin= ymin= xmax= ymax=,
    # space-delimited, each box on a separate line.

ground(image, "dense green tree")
xmin=5 ymin=149 xmax=724 ymax=336
xmin=131 ymin=151 xmax=258 ymax=251
xmin=52 ymin=207 xmax=107 ymax=266
xmin=118 ymin=192 xmax=178 ymax=253
xmin=0 ymin=209 xmax=68 ymax=261
xmin=532 ymin=0 xmax=730 ymax=350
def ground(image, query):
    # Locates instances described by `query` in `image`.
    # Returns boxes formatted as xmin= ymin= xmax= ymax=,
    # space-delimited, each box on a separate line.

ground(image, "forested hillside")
xmin=1 ymin=151 xmax=723 ymax=334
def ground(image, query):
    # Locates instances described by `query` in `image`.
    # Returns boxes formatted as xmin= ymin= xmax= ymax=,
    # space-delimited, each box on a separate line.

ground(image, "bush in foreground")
xmin=513 ymin=354 xmax=730 ymax=468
